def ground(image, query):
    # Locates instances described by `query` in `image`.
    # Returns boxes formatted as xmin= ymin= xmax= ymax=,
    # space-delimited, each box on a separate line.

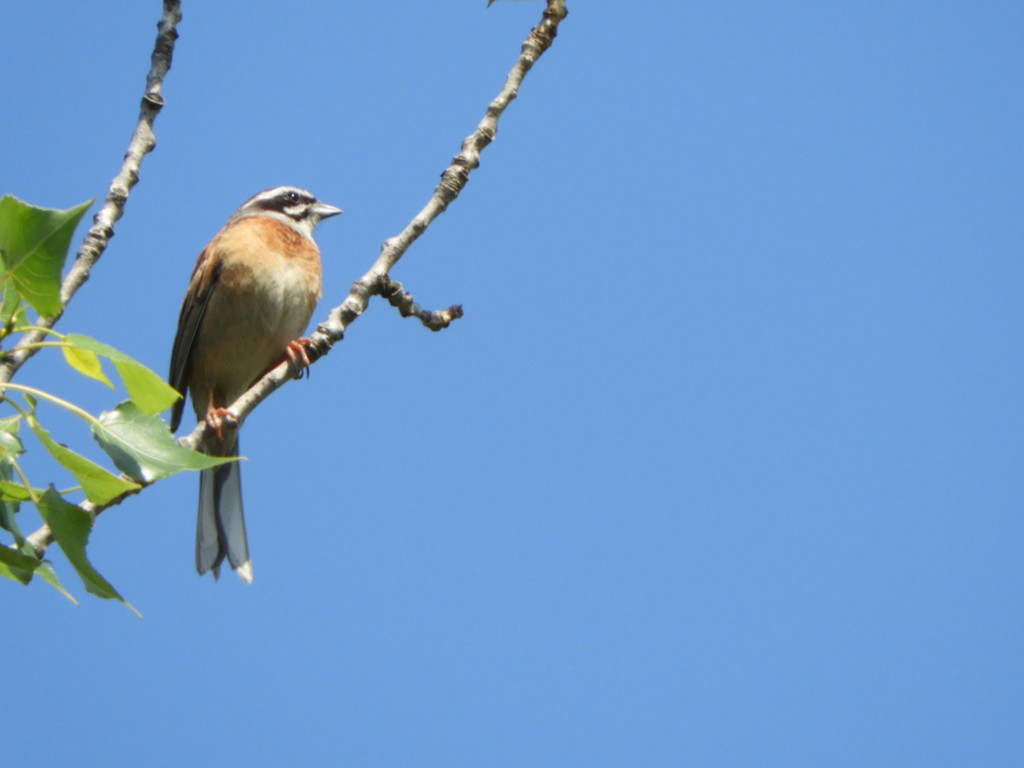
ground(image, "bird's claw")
xmin=286 ymin=337 xmax=316 ymax=378
xmin=205 ymin=407 xmax=237 ymax=441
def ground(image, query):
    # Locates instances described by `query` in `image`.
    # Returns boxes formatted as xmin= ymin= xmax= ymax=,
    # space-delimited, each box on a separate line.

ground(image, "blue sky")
xmin=3 ymin=2 xmax=1022 ymax=765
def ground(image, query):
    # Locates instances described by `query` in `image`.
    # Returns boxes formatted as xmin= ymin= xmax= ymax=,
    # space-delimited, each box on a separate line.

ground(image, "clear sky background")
xmin=3 ymin=2 xmax=1022 ymax=766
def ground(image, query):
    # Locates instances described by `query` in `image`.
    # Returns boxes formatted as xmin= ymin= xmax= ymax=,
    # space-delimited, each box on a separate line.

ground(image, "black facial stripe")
xmin=258 ymin=195 xmax=312 ymax=210
xmin=240 ymin=187 xmax=316 ymax=216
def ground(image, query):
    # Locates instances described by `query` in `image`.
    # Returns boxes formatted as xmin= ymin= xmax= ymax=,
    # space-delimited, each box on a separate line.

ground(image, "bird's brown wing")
xmin=168 ymin=244 xmax=222 ymax=432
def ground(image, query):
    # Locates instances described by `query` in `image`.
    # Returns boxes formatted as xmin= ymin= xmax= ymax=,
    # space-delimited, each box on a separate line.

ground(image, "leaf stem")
xmin=8 ymin=458 xmax=40 ymax=506
xmin=0 ymin=383 xmax=99 ymax=425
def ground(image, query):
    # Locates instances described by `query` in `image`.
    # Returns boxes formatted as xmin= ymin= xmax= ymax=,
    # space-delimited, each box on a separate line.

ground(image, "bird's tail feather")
xmin=196 ymin=441 xmax=252 ymax=582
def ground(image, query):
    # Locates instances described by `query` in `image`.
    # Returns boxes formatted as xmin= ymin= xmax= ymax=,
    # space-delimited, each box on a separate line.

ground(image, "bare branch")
xmin=195 ymin=0 xmax=568 ymax=435
xmin=0 ymin=0 xmax=182 ymax=384
xmin=20 ymin=0 xmax=569 ymax=562
xmin=322 ymin=0 xmax=566 ymax=342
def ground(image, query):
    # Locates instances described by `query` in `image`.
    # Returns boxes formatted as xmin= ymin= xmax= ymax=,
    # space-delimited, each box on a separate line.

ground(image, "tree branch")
xmin=21 ymin=0 xmax=569 ymax=562
xmin=0 ymin=0 xmax=182 ymax=385
xmin=314 ymin=0 xmax=568 ymax=351
xmin=194 ymin=0 xmax=568 ymax=435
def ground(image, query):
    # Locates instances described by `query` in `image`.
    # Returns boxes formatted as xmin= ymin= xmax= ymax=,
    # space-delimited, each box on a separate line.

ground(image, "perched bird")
xmin=168 ymin=186 xmax=342 ymax=582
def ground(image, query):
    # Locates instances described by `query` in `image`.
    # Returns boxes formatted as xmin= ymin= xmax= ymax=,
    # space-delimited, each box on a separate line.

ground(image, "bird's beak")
xmin=313 ymin=201 xmax=343 ymax=220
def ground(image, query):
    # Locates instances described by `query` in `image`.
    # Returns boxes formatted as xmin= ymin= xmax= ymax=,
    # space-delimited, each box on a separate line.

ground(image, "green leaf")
xmin=0 ymin=480 xmax=39 ymax=501
xmin=113 ymin=359 xmax=180 ymax=414
xmin=0 ymin=431 xmax=23 ymax=458
xmin=0 ymin=542 xmax=76 ymax=602
xmin=0 ymin=280 xmax=23 ymax=329
xmin=36 ymin=486 xmax=136 ymax=612
xmin=0 ymin=424 xmax=26 ymax=531
xmin=0 ymin=560 xmax=25 ymax=584
xmin=61 ymin=344 xmax=113 ymax=388
xmin=0 ymin=415 xmax=21 ymax=431
xmin=0 ymin=459 xmax=24 ymax=544
xmin=0 ymin=500 xmax=22 ymax=537
xmin=0 ymin=195 xmax=92 ymax=316
xmin=33 ymin=558 xmax=78 ymax=604
xmin=0 ymin=544 xmax=41 ymax=584
xmin=0 ymin=415 xmax=24 ymax=449
xmin=64 ymin=334 xmax=180 ymax=415
xmin=93 ymin=401 xmax=235 ymax=483
xmin=27 ymin=412 xmax=141 ymax=505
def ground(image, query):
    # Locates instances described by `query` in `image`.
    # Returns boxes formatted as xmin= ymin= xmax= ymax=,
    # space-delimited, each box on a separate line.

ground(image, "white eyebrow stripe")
xmin=240 ymin=186 xmax=316 ymax=211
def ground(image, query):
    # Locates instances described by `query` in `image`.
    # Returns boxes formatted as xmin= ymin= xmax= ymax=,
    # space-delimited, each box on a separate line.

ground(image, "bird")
xmin=168 ymin=186 xmax=342 ymax=582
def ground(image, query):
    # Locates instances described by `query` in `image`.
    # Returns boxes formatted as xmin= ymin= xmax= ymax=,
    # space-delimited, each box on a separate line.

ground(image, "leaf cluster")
xmin=0 ymin=195 xmax=225 ymax=611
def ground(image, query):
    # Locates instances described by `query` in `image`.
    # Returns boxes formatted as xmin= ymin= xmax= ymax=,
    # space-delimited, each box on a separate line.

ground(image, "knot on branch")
xmin=108 ymin=186 xmax=129 ymax=205
xmin=439 ymin=162 xmax=472 ymax=198
xmin=87 ymin=221 xmax=115 ymax=243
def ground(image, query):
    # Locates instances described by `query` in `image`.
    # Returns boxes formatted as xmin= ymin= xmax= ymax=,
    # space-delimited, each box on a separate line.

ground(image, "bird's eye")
xmin=285 ymin=191 xmax=300 ymax=204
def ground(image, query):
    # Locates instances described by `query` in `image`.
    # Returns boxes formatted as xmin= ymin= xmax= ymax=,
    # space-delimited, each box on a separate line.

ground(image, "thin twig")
xmin=380 ymin=278 xmax=464 ymax=331
xmin=0 ymin=0 xmax=182 ymax=384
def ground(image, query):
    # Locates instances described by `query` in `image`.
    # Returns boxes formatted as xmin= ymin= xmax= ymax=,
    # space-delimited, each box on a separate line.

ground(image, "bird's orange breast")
xmin=187 ymin=215 xmax=323 ymax=415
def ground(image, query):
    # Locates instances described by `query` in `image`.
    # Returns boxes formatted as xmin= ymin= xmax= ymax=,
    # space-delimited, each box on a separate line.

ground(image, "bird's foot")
xmin=285 ymin=337 xmax=316 ymax=379
xmin=205 ymin=407 xmax=237 ymax=441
